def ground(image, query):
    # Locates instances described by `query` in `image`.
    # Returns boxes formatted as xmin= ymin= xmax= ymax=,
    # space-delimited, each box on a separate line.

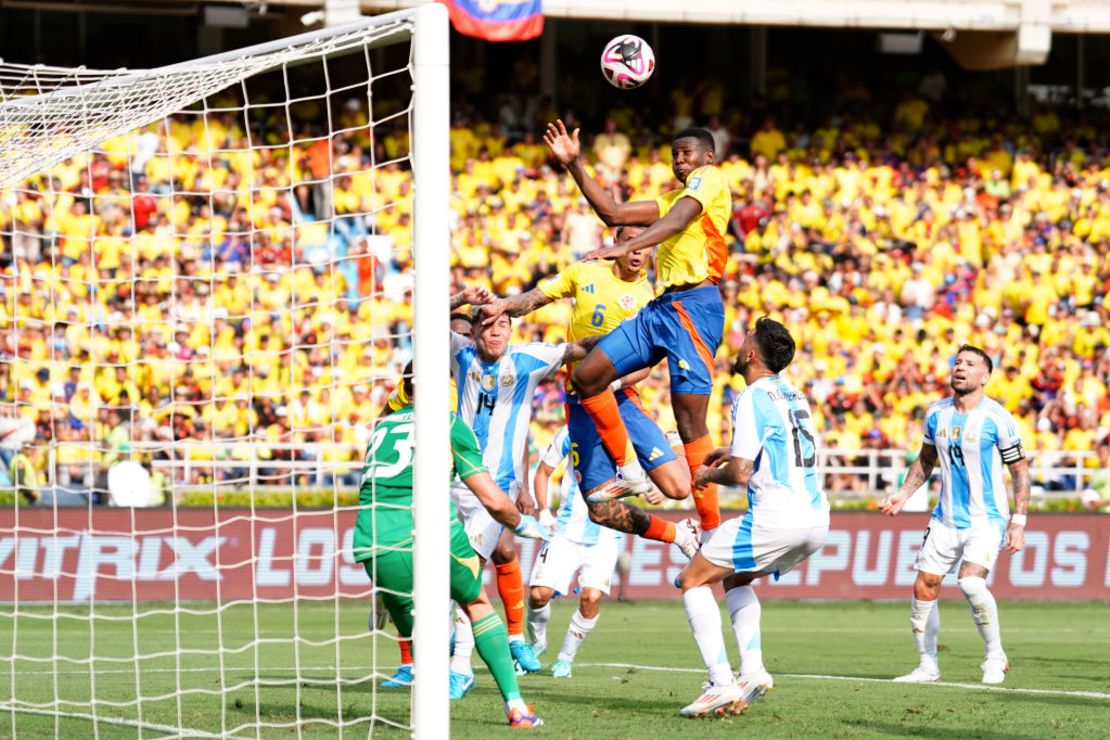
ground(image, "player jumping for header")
xmin=879 ymin=345 xmax=1030 ymax=685
xmin=543 ymin=120 xmax=730 ymax=537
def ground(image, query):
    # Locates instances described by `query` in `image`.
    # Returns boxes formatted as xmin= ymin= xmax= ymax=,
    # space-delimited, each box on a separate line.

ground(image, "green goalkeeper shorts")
xmin=361 ymin=517 xmax=483 ymax=606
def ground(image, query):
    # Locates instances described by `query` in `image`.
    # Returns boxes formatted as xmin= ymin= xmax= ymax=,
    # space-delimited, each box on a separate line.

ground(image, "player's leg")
xmin=491 ymin=528 xmax=538 ymax=672
xmin=450 ymin=523 xmax=542 ymax=728
xmin=664 ymin=287 xmax=726 ymax=534
xmin=957 ymin=526 xmax=1008 ymax=683
xmin=895 ymin=520 xmax=954 ymax=683
xmin=552 ymin=537 xmax=617 ymax=678
xmin=620 ymin=389 xmax=690 ymax=500
xmin=363 ymin=552 xmax=418 ymax=687
xmin=570 ymin=310 xmax=662 ymax=495
xmin=449 ymin=492 xmax=500 ymax=692
xmin=527 ymin=535 xmax=577 ymax=658
xmin=569 ymin=403 xmax=698 ymax=557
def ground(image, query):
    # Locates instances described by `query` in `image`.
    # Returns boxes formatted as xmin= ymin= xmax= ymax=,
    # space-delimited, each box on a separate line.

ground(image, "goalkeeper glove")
xmin=512 ymin=514 xmax=549 ymax=541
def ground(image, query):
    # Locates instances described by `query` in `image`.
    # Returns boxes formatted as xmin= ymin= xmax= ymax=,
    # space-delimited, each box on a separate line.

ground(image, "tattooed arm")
xmin=479 ymin=287 xmax=555 ymax=323
xmin=450 ymin=285 xmax=492 ymax=310
xmin=561 ymin=334 xmax=603 ymax=365
xmin=878 ymin=443 xmax=938 ymax=516
xmin=1003 ymin=458 xmax=1031 ymax=553
xmin=695 ymin=455 xmax=754 ymax=489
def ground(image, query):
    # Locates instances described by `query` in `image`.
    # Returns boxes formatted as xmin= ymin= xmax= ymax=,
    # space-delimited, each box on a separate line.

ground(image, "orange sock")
xmin=684 ymin=435 xmax=721 ymax=531
xmin=581 ymin=391 xmax=636 ymax=467
xmin=494 ymin=559 xmax=526 ymax=637
xmin=642 ymin=515 xmax=677 ymax=543
xmin=398 ymin=636 xmax=412 ymax=666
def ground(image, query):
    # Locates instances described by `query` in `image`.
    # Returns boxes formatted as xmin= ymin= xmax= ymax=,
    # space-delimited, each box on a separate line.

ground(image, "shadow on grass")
xmin=840 ymin=719 xmax=1041 ymax=739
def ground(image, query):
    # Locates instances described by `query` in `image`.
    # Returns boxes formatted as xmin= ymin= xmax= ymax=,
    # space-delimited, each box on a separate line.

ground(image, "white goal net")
xmin=0 ymin=5 xmax=450 ymax=737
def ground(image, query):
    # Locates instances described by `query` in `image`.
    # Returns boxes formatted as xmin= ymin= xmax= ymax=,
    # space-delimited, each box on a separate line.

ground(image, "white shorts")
xmin=915 ymin=518 xmax=1005 ymax=576
xmin=529 ymin=532 xmax=619 ymax=596
xmin=451 ymin=479 xmax=520 ymax=561
xmin=701 ymin=513 xmax=828 ymax=579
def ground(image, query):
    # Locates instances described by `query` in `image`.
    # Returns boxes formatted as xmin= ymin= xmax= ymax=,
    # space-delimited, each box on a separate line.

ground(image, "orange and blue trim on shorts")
xmin=567 ymin=391 xmax=676 ymax=491
xmin=597 ymin=284 xmax=724 ymax=396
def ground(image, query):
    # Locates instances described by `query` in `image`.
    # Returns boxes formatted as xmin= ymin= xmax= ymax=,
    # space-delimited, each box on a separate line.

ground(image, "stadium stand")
xmin=1 ymin=71 xmax=1108 ymax=501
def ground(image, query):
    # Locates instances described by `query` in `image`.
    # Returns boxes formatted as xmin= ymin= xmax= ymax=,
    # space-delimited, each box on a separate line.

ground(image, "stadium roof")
xmin=352 ymin=0 xmax=1110 ymax=33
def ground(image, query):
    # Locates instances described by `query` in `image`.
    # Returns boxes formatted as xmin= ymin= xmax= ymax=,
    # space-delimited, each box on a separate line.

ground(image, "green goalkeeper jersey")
xmin=352 ymin=405 xmax=486 ymax=559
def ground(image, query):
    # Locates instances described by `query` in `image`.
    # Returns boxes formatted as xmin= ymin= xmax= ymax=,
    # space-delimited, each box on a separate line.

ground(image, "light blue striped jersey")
xmin=450 ymin=332 xmax=565 ymax=492
xmin=540 ymin=427 xmax=622 ymax=547
xmin=923 ymin=396 xmax=1024 ymax=530
xmin=729 ymin=375 xmax=829 ymax=529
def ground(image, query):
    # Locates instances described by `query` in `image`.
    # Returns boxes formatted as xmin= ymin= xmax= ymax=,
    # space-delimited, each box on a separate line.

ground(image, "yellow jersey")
xmin=653 ymin=165 xmax=731 ymax=294
xmin=539 ymin=260 xmax=653 ymax=343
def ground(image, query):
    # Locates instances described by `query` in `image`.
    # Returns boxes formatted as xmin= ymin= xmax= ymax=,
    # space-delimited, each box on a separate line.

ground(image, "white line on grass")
xmin=578 ymin=662 xmax=1110 ymax=701
xmin=0 ymin=702 xmax=231 ymax=737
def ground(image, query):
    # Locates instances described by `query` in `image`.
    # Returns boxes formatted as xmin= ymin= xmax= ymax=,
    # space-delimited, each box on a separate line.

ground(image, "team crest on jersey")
xmin=501 ymin=370 xmax=516 ymax=386
xmin=481 ymin=374 xmax=496 ymax=392
xmin=964 ymin=430 xmax=976 ymax=442
xmin=618 ymin=294 xmax=636 ymax=310
xmin=952 ymin=426 xmax=962 ymax=440
xmin=937 ymin=428 xmax=947 ymax=439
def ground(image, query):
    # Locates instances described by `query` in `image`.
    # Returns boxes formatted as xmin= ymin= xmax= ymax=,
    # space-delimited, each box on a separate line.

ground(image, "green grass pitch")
xmin=1 ymin=599 xmax=1106 ymax=737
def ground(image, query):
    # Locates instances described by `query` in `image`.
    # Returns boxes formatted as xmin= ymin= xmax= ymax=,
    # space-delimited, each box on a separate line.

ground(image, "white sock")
xmin=618 ymin=459 xmax=646 ymax=481
xmin=528 ymin=602 xmax=551 ymax=652
xmin=683 ymin=586 xmax=733 ymax=686
xmin=726 ymin=585 xmax=765 ymax=677
xmin=449 ymin=604 xmax=474 ymax=675
xmin=959 ymin=577 xmax=1004 ymax=660
xmin=910 ymin=598 xmax=940 ymax=670
xmin=558 ymin=608 xmax=598 ymax=662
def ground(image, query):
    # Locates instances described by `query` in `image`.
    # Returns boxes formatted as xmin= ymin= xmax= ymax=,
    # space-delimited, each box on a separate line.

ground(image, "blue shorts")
xmin=598 ymin=284 xmax=724 ymax=396
xmin=566 ymin=391 xmax=677 ymax=492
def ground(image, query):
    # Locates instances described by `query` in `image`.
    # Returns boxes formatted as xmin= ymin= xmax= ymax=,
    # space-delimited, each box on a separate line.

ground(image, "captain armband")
xmin=999 ymin=442 xmax=1025 ymax=464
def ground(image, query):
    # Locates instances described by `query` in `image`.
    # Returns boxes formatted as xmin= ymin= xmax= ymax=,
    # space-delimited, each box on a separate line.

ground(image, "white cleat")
xmin=673 ymin=518 xmax=701 ymax=559
xmin=892 ymin=665 xmax=942 ymax=683
xmin=731 ymin=670 xmax=774 ymax=715
xmin=586 ymin=473 xmax=654 ymax=503
xmin=679 ymin=682 xmax=746 ymax=718
xmin=981 ymin=657 xmax=1009 ymax=684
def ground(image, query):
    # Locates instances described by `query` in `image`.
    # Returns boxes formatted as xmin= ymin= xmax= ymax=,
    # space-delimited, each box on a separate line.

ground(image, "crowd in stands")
xmin=1 ymin=70 xmax=1109 ymax=501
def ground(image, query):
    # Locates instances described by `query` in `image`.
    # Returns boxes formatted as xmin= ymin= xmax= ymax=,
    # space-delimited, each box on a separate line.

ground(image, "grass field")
xmin=1 ymin=599 xmax=1107 ymax=737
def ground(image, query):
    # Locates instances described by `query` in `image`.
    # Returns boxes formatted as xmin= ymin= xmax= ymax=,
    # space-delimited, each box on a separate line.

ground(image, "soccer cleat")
xmin=981 ymin=657 xmax=1010 ymax=684
xmin=551 ymin=658 xmax=573 ymax=678
xmin=448 ymin=671 xmax=475 ymax=700
xmin=673 ymin=518 xmax=700 ymax=560
xmin=380 ymin=664 xmax=413 ymax=688
xmin=727 ymin=671 xmax=774 ymax=715
xmin=679 ymin=681 xmax=746 ymax=718
xmin=892 ymin=665 xmax=942 ymax=683
xmin=506 ymin=706 xmax=544 ymax=728
xmin=510 ymin=640 xmax=542 ymax=673
xmin=586 ymin=473 xmax=654 ymax=503
xmin=533 ymin=641 xmax=547 ymax=658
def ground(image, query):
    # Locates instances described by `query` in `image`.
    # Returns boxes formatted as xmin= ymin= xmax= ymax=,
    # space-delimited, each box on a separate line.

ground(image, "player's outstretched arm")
xmin=461 ymin=469 xmax=547 ymax=540
xmin=582 ymin=197 xmax=701 ymax=261
xmin=477 ymin=287 xmax=553 ymax=325
xmin=694 ymin=454 xmax=753 ymax=489
xmin=1004 ymin=458 xmax=1031 ymax=553
xmin=544 ymin=119 xmax=659 ymax=227
xmin=517 ymin=444 xmax=536 ymax=516
xmin=560 ymin=334 xmax=604 ymax=365
xmin=879 ymin=443 xmax=938 ymax=516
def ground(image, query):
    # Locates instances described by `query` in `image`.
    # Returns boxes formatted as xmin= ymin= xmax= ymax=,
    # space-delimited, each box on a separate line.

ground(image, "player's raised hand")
xmin=476 ymin=298 xmax=507 ymax=326
xmin=702 ymin=446 xmax=730 ymax=469
xmin=693 ymin=464 xmax=715 ymax=490
xmin=582 ymin=244 xmax=623 ymax=261
xmin=456 ymin=284 xmax=492 ymax=307
xmin=878 ymin=492 xmax=906 ymax=517
xmin=512 ymin=514 xmax=549 ymax=541
xmin=1003 ymin=520 xmax=1025 ymax=553
xmin=544 ymin=119 xmax=581 ymax=166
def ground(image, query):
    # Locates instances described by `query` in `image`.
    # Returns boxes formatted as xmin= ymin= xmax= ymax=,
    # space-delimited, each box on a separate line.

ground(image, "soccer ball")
xmin=600 ymin=35 xmax=655 ymax=90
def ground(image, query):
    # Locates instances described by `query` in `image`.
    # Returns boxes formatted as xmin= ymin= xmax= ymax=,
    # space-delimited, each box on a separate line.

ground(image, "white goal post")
xmin=0 ymin=3 xmax=450 ymax=736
